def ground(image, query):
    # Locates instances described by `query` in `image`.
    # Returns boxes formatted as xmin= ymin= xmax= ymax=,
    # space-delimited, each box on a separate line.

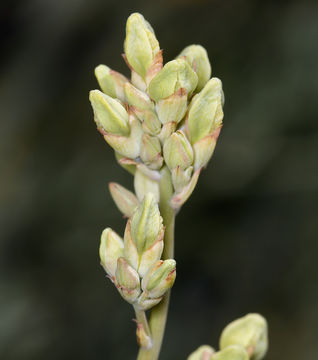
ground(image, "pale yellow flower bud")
xmin=95 ymin=64 xmax=129 ymax=102
xmin=212 ymin=345 xmax=248 ymax=360
xmin=140 ymin=134 xmax=163 ymax=170
xmin=178 ymin=45 xmax=211 ymax=92
xmin=149 ymin=58 xmax=198 ymax=102
xmin=130 ymin=193 xmax=163 ymax=254
xmin=124 ymin=13 xmax=160 ymax=79
xmin=170 ymin=168 xmax=201 ymax=209
xmin=99 ymin=228 xmax=124 ymax=278
xmin=133 ymin=108 xmax=161 ymax=136
xmin=136 ymin=292 xmax=162 ymax=311
xmin=103 ymin=111 xmax=143 ymax=159
xmin=89 ymin=90 xmax=130 ymax=135
xmin=124 ymin=82 xmax=154 ymax=111
xmin=187 ymin=345 xmax=215 ymax=360
xmin=109 ymin=182 xmax=139 ymax=217
xmin=158 ymin=122 xmax=177 ymax=144
xmin=123 ymin=194 xmax=164 ymax=277
xmin=187 ymin=78 xmax=223 ymax=144
xmin=134 ymin=169 xmax=160 ymax=203
xmin=115 ymin=257 xmax=141 ymax=303
xmin=163 ymin=130 xmax=193 ymax=171
xmin=220 ymin=314 xmax=268 ymax=360
xmin=115 ymin=151 xmax=136 ymax=175
xmin=192 ymin=129 xmax=220 ymax=171
xmin=155 ymin=88 xmax=188 ymax=124
xmin=171 ymin=166 xmax=193 ymax=192
xmin=142 ymin=260 xmax=176 ymax=298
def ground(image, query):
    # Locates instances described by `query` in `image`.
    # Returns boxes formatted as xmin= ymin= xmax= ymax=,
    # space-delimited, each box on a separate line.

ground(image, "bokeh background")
xmin=1 ymin=0 xmax=318 ymax=359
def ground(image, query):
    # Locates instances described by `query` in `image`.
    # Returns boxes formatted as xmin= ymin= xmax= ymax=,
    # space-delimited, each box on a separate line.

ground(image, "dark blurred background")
xmin=1 ymin=0 xmax=318 ymax=359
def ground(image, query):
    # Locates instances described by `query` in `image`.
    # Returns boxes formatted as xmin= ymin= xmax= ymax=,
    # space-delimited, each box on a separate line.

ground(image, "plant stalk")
xmin=137 ymin=167 xmax=175 ymax=360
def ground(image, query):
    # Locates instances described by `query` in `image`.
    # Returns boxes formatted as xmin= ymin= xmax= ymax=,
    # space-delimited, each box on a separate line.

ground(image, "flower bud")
xmin=192 ymin=129 xmax=220 ymax=170
xmin=135 ymin=321 xmax=152 ymax=349
xmin=187 ymin=345 xmax=215 ymax=360
xmin=155 ymin=88 xmax=188 ymax=125
xmin=124 ymin=82 xmax=154 ymax=111
xmin=136 ymin=292 xmax=162 ymax=311
xmin=103 ymin=111 xmax=143 ymax=159
xmin=149 ymin=59 xmax=198 ymax=102
xmin=187 ymin=78 xmax=223 ymax=144
xmin=130 ymin=193 xmax=163 ymax=254
xmin=115 ymin=257 xmax=141 ymax=303
xmin=171 ymin=166 xmax=193 ymax=192
xmin=123 ymin=220 xmax=139 ymax=271
xmin=142 ymin=260 xmax=176 ymax=298
xmin=158 ymin=122 xmax=177 ymax=144
xmin=134 ymin=169 xmax=160 ymax=203
xmin=140 ymin=134 xmax=163 ymax=170
xmin=170 ymin=168 xmax=201 ymax=209
xmin=220 ymin=314 xmax=268 ymax=360
xmin=213 ymin=345 xmax=248 ymax=360
xmin=89 ymin=90 xmax=130 ymax=136
xmin=95 ymin=65 xmax=129 ymax=102
xmin=133 ymin=108 xmax=161 ymax=136
xmin=163 ymin=130 xmax=193 ymax=171
xmin=115 ymin=151 xmax=136 ymax=175
xmin=138 ymin=232 xmax=164 ymax=277
xmin=178 ymin=45 xmax=211 ymax=92
xmin=124 ymin=13 xmax=160 ymax=79
xmin=99 ymin=228 xmax=124 ymax=278
xmin=109 ymin=182 xmax=139 ymax=217
xmin=124 ymin=194 xmax=164 ymax=277
xmin=131 ymin=70 xmax=147 ymax=92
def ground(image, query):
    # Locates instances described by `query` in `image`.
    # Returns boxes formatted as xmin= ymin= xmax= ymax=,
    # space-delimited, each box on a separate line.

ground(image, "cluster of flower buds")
xmin=188 ymin=313 xmax=268 ymax=360
xmin=99 ymin=193 xmax=176 ymax=310
xmin=89 ymin=12 xmax=224 ymax=210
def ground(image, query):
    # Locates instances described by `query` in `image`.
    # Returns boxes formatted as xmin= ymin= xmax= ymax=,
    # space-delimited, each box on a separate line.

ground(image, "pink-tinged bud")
xmin=135 ymin=321 xmax=152 ymax=349
xmin=95 ymin=65 xmax=129 ymax=102
xmin=170 ymin=168 xmax=201 ymax=209
xmin=171 ymin=166 xmax=193 ymax=192
xmin=141 ymin=259 xmax=176 ymax=298
xmin=99 ymin=228 xmax=124 ymax=278
xmin=134 ymin=169 xmax=160 ymax=203
xmin=136 ymin=292 xmax=162 ymax=311
xmin=155 ymin=88 xmax=188 ymax=124
xmin=178 ymin=44 xmax=211 ymax=92
xmin=103 ymin=111 xmax=143 ymax=159
xmin=149 ymin=58 xmax=198 ymax=102
xmin=163 ymin=130 xmax=194 ymax=171
xmin=187 ymin=78 xmax=223 ymax=144
xmin=140 ymin=134 xmax=163 ymax=170
xmin=124 ymin=13 xmax=160 ymax=79
xmin=89 ymin=90 xmax=130 ymax=136
xmin=109 ymin=182 xmax=139 ymax=217
xmin=124 ymin=82 xmax=154 ymax=111
xmin=115 ymin=257 xmax=141 ymax=303
xmin=130 ymin=193 xmax=163 ymax=254
xmin=192 ymin=128 xmax=220 ymax=171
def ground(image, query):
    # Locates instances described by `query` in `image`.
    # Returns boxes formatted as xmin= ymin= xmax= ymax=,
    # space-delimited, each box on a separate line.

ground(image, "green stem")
xmin=137 ymin=167 xmax=175 ymax=360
